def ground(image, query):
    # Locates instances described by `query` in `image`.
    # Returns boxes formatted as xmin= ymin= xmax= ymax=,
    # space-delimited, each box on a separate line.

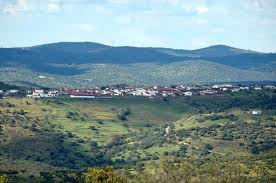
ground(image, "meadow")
xmin=0 ymin=91 xmax=275 ymax=182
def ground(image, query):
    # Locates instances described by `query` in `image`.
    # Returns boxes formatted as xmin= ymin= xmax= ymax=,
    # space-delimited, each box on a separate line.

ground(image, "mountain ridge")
xmin=3 ymin=42 xmax=264 ymax=54
xmin=0 ymin=42 xmax=272 ymax=66
xmin=0 ymin=42 xmax=275 ymax=87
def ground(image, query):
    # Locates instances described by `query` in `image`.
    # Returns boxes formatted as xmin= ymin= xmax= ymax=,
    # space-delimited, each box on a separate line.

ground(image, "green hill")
xmin=1 ymin=42 xmax=275 ymax=87
xmin=1 ymin=60 xmax=275 ymax=88
xmin=0 ymin=91 xmax=275 ymax=182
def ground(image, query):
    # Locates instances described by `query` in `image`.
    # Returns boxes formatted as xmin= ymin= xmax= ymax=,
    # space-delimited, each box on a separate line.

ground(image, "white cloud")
xmin=194 ymin=5 xmax=209 ymax=14
xmin=2 ymin=0 xmax=29 ymax=15
xmin=47 ymin=0 xmax=66 ymax=12
xmin=2 ymin=0 xmax=63 ymax=14
xmin=249 ymin=0 xmax=276 ymax=9
xmin=48 ymin=3 xmax=61 ymax=12
xmin=79 ymin=24 xmax=96 ymax=32
xmin=181 ymin=3 xmax=209 ymax=14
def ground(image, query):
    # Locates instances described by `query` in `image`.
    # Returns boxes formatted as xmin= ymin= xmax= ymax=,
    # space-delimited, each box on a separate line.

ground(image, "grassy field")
xmin=40 ymin=97 xmax=194 ymax=145
xmin=0 ymin=92 xmax=275 ymax=182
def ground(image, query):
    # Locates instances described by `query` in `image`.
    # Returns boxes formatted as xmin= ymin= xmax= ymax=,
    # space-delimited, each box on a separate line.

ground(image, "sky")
xmin=0 ymin=0 xmax=275 ymax=52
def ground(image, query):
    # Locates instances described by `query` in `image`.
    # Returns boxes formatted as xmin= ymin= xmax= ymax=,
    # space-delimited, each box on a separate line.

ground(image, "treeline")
xmin=0 ymin=81 xmax=26 ymax=97
xmin=186 ymin=92 xmax=276 ymax=113
xmin=0 ymin=81 xmax=23 ymax=91
xmin=2 ymin=154 xmax=275 ymax=183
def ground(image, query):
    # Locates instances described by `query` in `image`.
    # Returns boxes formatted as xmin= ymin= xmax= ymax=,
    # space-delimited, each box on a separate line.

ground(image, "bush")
xmin=84 ymin=167 xmax=127 ymax=183
xmin=0 ymin=175 xmax=8 ymax=183
xmin=201 ymin=144 xmax=213 ymax=156
xmin=90 ymin=126 xmax=97 ymax=131
xmin=117 ymin=108 xmax=131 ymax=121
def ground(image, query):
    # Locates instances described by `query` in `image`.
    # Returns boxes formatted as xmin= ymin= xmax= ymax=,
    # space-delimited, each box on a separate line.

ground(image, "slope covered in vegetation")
xmin=0 ymin=90 xmax=275 ymax=182
xmin=1 ymin=61 xmax=275 ymax=88
xmin=1 ymin=42 xmax=275 ymax=87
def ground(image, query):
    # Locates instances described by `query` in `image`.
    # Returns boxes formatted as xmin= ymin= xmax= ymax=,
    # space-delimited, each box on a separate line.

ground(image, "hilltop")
xmin=0 ymin=42 xmax=275 ymax=87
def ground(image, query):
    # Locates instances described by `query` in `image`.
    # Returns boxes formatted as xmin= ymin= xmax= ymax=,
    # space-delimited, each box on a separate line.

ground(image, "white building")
xmin=27 ymin=89 xmax=55 ymax=98
xmin=254 ymin=86 xmax=262 ymax=90
xmin=231 ymin=88 xmax=240 ymax=92
xmin=212 ymin=85 xmax=219 ymax=89
xmin=38 ymin=75 xmax=46 ymax=79
xmin=70 ymin=95 xmax=95 ymax=99
xmin=240 ymin=87 xmax=250 ymax=90
xmin=252 ymin=110 xmax=262 ymax=115
xmin=9 ymin=90 xmax=19 ymax=93
xmin=131 ymin=89 xmax=145 ymax=96
xmin=112 ymin=89 xmax=123 ymax=96
xmin=184 ymin=92 xmax=193 ymax=96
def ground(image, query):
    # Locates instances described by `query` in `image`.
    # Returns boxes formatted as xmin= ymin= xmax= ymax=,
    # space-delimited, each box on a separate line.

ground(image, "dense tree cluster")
xmin=117 ymin=108 xmax=131 ymax=121
xmin=66 ymin=111 xmax=90 ymax=121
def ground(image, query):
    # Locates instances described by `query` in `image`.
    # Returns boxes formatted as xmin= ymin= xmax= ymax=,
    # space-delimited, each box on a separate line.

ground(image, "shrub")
xmin=84 ymin=167 xmax=127 ymax=183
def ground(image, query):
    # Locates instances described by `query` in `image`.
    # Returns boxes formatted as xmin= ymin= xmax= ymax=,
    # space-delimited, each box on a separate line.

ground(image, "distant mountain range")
xmin=0 ymin=42 xmax=275 ymax=87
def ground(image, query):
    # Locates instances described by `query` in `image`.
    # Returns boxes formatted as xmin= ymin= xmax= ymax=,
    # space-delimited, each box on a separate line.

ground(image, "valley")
xmin=0 ymin=89 xmax=275 ymax=182
xmin=1 ymin=1 xmax=276 ymax=182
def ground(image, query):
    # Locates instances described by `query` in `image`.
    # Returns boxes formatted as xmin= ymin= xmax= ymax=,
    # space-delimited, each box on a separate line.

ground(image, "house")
xmin=27 ymin=89 xmax=58 ymax=98
xmin=112 ymin=89 xmax=123 ymax=96
xmin=68 ymin=89 xmax=96 ymax=98
xmin=212 ymin=84 xmax=219 ymax=89
xmin=254 ymin=86 xmax=262 ymax=90
xmin=263 ymin=85 xmax=276 ymax=90
xmin=184 ymin=92 xmax=193 ymax=96
xmin=231 ymin=88 xmax=240 ymax=92
xmin=131 ymin=89 xmax=145 ymax=96
xmin=38 ymin=75 xmax=46 ymax=79
xmin=70 ymin=95 xmax=95 ymax=98
xmin=34 ymin=89 xmax=44 ymax=94
xmin=203 ymin=90 xmax=218 ymax=95
xmin=9 ymin=90 xmax=19 ymax=94
xmin=240 ymin=86 xmax=250 ymax=90
xmin=101 ymin=90 xmax=111 ymax=95
xmin=252 ymin=110 xmax=262 ymax=115
xmin=48 ymin=90 xmax=59 ymax=97
xmin=27 ymin=89 xmax=44 ymax=98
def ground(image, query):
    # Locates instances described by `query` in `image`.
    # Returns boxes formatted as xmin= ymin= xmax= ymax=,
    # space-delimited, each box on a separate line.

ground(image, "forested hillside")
xmin=0 ymin=42 xmax=275 ymax=87
xmin=0 ymin=90 xmax=275 ymax=182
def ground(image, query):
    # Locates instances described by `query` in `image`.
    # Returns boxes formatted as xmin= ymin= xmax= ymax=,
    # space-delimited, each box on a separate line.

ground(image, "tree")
xmin=40 ymin=172 xmax=54 ymax=183
xmin=91 ymin=141 xmax=98 ymax=148
xmin=0 ymin=176 xmax=8 ymax=183
xmin=90 ymin=126 xmax=97 ymax=131
xmin=177 ymin=144 xmax=188 ymax=157
xmin=84 ymin=167 xmax=127 ymax=183
xmin=117 ymin=108 xmax=131 ymax=121
xmin=201 ymin=144 xmax=213 ymax=156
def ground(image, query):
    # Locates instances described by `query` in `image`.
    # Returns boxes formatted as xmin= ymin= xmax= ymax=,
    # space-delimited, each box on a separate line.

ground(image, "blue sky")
xmin=0 ymin=0 xmax=275 ymax=52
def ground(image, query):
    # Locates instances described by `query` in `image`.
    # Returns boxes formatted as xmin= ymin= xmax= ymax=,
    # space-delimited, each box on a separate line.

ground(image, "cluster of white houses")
xmin=23 ymin=84 xmax=276 ymax=99
xmin=26 ymin=89 xmax=59 ymax=98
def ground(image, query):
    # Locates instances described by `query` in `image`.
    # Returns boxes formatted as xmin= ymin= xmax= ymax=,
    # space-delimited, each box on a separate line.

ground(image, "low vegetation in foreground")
xmin=0 ymin=90 xmax=275 ymax=182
